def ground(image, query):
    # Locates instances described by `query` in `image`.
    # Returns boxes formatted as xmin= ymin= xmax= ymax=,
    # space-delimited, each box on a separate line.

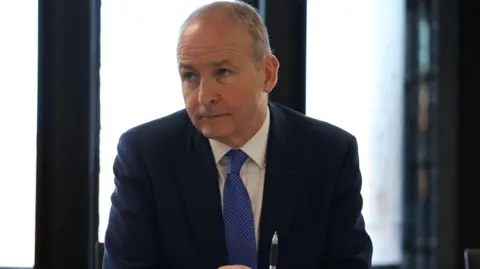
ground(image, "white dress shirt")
xmin=208 ymin=109 xmax=270 ymax=247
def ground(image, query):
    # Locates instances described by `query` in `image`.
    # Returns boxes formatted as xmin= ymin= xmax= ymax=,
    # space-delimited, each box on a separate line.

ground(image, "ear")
xmin=262 ymin=55 xmax=279 ymax=94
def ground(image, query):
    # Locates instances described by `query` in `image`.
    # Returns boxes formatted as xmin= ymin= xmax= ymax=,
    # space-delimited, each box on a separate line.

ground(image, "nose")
xmin=198 ymin=77 xmax=219 ymax=106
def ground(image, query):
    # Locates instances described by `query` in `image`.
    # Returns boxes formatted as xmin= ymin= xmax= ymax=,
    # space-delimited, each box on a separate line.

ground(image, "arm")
xmin=103 ymin=132 xmax=161 ymax=269
xmin=325 ymin=137 xmax=373 ymax=269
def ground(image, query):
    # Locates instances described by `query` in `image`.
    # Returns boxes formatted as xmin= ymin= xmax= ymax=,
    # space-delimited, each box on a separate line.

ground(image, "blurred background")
xmin=0 ymin=0 xmax=477 ymax=268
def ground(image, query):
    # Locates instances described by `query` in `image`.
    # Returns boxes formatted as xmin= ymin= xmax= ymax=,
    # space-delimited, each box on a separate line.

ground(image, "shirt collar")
xmin=209 ymin=108 xmax=270 ymax=168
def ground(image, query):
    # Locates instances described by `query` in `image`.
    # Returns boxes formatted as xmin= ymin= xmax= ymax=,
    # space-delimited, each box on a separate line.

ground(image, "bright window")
xmin=0 ymin=1 xmax=38 ymax=267
xmin=306 ymin=0 xmax=405 ymax=265
xmin=99 ymin=0 xmax=233 ymax=242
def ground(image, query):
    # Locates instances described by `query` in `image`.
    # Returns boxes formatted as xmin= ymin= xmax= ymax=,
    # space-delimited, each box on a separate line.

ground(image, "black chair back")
xmin=465 ymin=249 xmax=480 ymax=269
xmin=96 ymin=242 xmax=104 ymax=269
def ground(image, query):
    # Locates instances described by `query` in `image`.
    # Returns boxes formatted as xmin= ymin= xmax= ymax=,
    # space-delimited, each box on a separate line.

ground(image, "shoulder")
xmin=117 ymin=109 xmax=191 ymax=152
xmin=271 ymin=102 xmax=355 ymax=150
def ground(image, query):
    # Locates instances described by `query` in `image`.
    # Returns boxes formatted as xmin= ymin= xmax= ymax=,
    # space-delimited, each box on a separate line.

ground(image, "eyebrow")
xmin=212 ymin=59 xmax=232 ymax=68
xmin=178 ymin=59 xmax=233 ymax=70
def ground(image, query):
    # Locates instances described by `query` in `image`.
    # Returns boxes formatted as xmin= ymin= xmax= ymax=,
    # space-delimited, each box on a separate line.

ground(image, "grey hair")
xmin=178 ymin=1 xmax=272 ymax=64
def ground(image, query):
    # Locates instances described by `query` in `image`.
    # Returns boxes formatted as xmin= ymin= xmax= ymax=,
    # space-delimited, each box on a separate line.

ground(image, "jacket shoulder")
xmin=273 ymin=103 xmax=355 ymax=146
xmin=118 ymin=109 xmax=191 ymax=150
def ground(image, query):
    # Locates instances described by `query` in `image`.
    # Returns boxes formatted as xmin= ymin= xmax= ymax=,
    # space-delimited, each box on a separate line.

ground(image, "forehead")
xmin=177 ymin=16 xmax=254 ymax=66
xmin=177 ymin=45 xmax=248 ymax=68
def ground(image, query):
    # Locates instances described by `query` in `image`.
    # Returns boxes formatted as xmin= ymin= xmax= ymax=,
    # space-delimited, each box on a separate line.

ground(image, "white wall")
xmin=306 ymin=0 xmax=405 ymax=265
xmin=0 ymin=1 xmax=38 ymax=267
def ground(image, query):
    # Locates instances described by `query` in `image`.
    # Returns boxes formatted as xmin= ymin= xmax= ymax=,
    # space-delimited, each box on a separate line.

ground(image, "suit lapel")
xmin=177 ymin=122 xmax=227 ymax=268
xmin=258 ymin=103 xmax=302 ymax=269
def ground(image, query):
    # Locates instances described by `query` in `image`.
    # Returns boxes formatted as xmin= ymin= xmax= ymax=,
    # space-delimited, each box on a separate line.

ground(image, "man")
xmin=103 ymin=1 xmax=373 ymax=269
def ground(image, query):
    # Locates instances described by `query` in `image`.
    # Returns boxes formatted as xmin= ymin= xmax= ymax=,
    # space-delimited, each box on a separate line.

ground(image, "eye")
xmin=218 ymin=68 xmax=231 ymax=76
xmin=182 ymin=72 xmax=196 ymax=81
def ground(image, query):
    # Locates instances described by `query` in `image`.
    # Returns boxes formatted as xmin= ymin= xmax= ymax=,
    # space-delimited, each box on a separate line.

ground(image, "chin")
xmin=200 ymin=129 xmax=231 ymax=140
xmin=199 ymin=125 xmax=233 ymax=140
xmin=192 ymin=115 xmax=230 ymax=135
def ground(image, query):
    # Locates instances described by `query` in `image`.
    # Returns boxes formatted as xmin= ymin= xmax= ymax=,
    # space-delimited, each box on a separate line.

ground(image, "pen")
xmin=269 ymin=231 xmax=278 ymax=269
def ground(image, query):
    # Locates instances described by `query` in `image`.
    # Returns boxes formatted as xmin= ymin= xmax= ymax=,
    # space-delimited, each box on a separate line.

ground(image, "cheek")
xmin=222 ymin=82 xmax=258 ymax=106
xmin=183 ymin=90 xmax=198 ymax=108
xmin=184 ymin=94 xmax=200 ymax=125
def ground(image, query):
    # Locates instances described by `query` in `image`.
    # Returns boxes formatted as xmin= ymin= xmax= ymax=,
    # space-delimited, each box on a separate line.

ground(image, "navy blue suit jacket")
xmin=103 ymin=102 xmax=373 ymax=269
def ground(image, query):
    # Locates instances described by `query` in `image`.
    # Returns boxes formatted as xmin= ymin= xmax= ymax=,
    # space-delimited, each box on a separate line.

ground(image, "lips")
xmin=201 ymin=114 xmax=228 ymax=119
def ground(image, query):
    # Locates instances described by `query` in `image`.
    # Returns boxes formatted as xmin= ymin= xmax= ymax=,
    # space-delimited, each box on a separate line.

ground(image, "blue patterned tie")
xmin=223 ymin=149 xmax=257 ymax=269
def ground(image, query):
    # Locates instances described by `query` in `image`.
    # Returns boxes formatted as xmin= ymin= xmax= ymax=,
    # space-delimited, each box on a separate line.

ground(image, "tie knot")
xmin=226 ymin=149 xmax=248 ymax=175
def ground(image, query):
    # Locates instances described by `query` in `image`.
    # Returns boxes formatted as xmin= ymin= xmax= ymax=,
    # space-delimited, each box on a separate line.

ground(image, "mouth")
xmin=200 ymin=114 xmax=229 ymax=119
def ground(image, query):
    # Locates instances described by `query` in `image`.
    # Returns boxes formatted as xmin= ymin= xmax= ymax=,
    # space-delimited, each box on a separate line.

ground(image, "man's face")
xmin=177 ymin=14 xmax=278 ymax=146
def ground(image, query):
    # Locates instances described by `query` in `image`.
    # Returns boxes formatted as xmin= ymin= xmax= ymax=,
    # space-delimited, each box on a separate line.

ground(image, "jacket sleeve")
xmin=325 ymin=136 xmax=373 ymax=269
xmin=103 ymin=132 xmax=161 ymax=269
